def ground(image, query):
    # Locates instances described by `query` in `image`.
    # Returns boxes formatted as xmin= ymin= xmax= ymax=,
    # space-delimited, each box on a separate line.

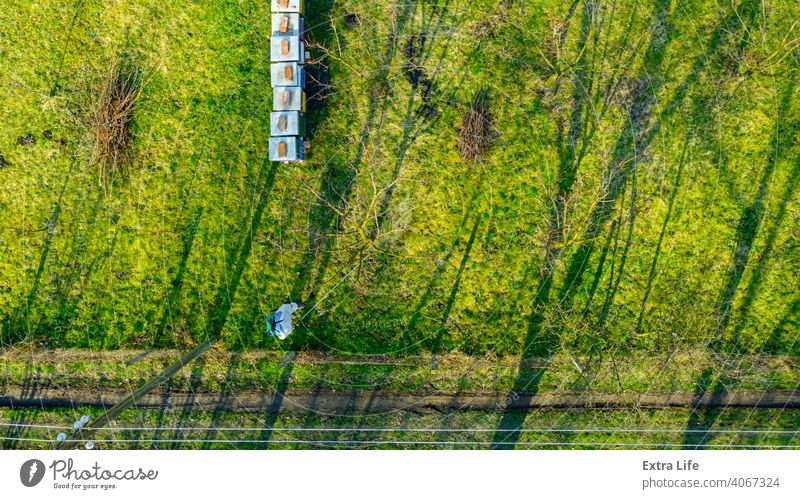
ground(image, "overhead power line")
xmin=4 ymin=422 xmax=800 ymax=435
xmin=18 ymin=436 xmax=800 ymax=449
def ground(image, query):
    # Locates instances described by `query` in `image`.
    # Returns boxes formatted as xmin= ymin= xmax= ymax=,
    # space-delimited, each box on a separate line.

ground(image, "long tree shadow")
xmin=55 ymin=162 xmax=280 ymax=445
xmin=584 ymin=1 xmax=758 ymax=348
xmin=489 ymin=0 xmax=601 ymax=449
xmin=656 ymin=0 xmax=762 ymax=131
xmin=303 ymin=0 xmax=335 ymax=137
xmin=594 ymin=172 xmax=637 ymax=333
xmin=401 ymin=188 xmax=483 ymax=349
xmin=46 ymin=190 xmax=106 ymax=346
xmin=0 ymin=6 xmax=285 ymax=447
xmin=151 ymin=207 xmax=205 ymax=347
xmin=146 ymin=374 xmax=177 ymax=447
xmin=342 ymin=387 xmax=381 ymax=447
xmin=563 ymin=0 xmax=767 ymax=418
xmin=114 ymin=356 xmax=205 ymax=449
xmin=558 ymin=0 xmax=674 ymax=312
xmin=429 ymin=212 xmax=482 ymax=356
xmin=492 ymin=0 xmax=673 ymax=449
xmin=682 ymin=367 xmax=734 ymax=449
xmin=489 ymin=260 xmax=563 ymax=450
xmin=1 ymin=365 xmax=54 ymax=449
xmin=292 ymin=1 xmax=492 ymax=352
xmin=3 ymin=174 xmax=70 ymax=345
xmin=126 ymin=0 xmax=282 ymax=351
xmin=572 ymin=0 xmax=766 ymax=322
xmin=285 ymin=363 xmax=391 ymax=449
xmin=49 ymin=0 xmax=86 ymax=96
xmin=678 ymin=0 xmax=765 ymax=213
xmin=259 ymin=358 xmax=295 ymax=448
xmin=367 ymin=80 xmax=493 ymax=354
xmin=287 ymin=0 xmax=418 ymax=346
xmin=634 ymin=132 xmax=690 ymax=334
xmin=580 ymin=217 xmax=620 ymax=319
xmin=402 ymin=0 xmax=602 ymax=358
xmin=523 ymin=0 xmax=634 ymax=328
xmin=296 ymin=377 xmax=329 ymax=447
xmin=370 ymin=0 xmax=459 ymax=236
xmin=720 ymin=80 xmax=797 ymax=345
xmin=401 ymin=212 xmax=469 ymax=347
xmin=204 ymin=159 xmax=280 ymax=341
xmin=167 ymin=360 xmax=205 ymax=449
xmin=200 ymin=353 xmax=241 ymax=449
xmin=764 ymin=295 xmax=800 ymax=354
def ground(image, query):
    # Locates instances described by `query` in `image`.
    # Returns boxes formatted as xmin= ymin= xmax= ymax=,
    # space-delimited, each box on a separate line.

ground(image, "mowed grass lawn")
xmin=1 ymin=0 xmax=799 ymax=359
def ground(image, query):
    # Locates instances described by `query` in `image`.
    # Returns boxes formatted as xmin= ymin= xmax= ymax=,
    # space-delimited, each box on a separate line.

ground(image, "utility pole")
xmin=55 ymin=337 xmax=218 ymax=449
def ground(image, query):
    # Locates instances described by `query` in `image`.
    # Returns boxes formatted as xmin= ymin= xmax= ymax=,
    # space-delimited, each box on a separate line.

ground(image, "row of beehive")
xmin=268 ymin=0 xmax=306 ymax=162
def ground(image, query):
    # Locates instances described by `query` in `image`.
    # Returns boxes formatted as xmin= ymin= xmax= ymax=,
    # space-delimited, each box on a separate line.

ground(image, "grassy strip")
xmin=2 ymin=348 xmax=798 ymax=395
xmin=3 ymin=406 xmax=799 ymax=449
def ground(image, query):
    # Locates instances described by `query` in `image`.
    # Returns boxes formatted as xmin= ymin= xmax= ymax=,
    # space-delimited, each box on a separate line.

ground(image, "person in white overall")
xmin=266 ymin=302 xmax=301 ymax=340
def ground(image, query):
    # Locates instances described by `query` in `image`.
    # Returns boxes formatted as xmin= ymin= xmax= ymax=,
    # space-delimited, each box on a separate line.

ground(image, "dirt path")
xmin=2 ymin=385 xmax=798 ymax=413
xmin=3 ymin=347 xmax=794 ymax=369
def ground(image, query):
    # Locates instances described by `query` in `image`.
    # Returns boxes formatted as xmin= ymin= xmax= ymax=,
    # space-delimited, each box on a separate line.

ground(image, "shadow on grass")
xmin=429 ymin=212 xmax=482 ymax=355
xmin=49 ymin=0 xmax=86 ymax=96
xmin=200 ymin=353 xmax=240 ymax=449
xmin=634 ymin=132 xmax=690 ymax=334
xmin=168 ymin=360 xmax=205 ymax=449
xmin=401 ymin=189 xmax=482 ymax=350
xmin=69 ymin=157 xmax=281 ymax=445
xmin=304 ymin=0 xmax=335 ymax=138
xmin=764 ymin=296 xmax=800 ymax=354
xmin=558 ymin=0 xmax=674 ymax=312
xmin=682 ymin=367 xmax=734 ymax=449
xmin=370 ymin=0 xmax=460 ymax=236
xmin=204 ymin=160 xmax=280 ymax=342
xmin=489 ymin=0 xmax=600 ymax=449
xmin=492 ymin=0 xmax=674 ymax=449
xmin=2 ymin=366 xmax=48 ymax=449
xmin=2 ymin=176 xmax=69 ymax=345
xmin=149 ymin=208 xmax=205 ymax=348
xmin=46 ymin=190 xmax=106 ymax=346
xmin=721 ymin=80 xmax=797 ymax=346
xmin=287 ymin=0 xmax=419 ymax=347
xmin=258 ymin=364 xmax=294 ymax=448
xmin=572 ymin=0 xmax=766 ymax=327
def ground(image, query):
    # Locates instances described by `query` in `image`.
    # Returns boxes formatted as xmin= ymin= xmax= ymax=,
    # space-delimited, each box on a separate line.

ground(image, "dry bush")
xmin=458 ymin=90 xmax=496 ymax=161
xmin=91 ymin=57 xmax=142 ymax=185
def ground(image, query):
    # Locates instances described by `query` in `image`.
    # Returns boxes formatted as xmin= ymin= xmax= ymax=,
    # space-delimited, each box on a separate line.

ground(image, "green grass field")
xmin=1 ymin=0 xmax=800 ymax=449
xmin=0 ymin=0 xmax=800 ymax=448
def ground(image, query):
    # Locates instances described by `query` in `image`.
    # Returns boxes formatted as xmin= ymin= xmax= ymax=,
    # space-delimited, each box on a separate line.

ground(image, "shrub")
xmin=91 ymin=57 xmax=142 ymax=185
xmin=458 ymin=89 xmax=495 ymax=161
